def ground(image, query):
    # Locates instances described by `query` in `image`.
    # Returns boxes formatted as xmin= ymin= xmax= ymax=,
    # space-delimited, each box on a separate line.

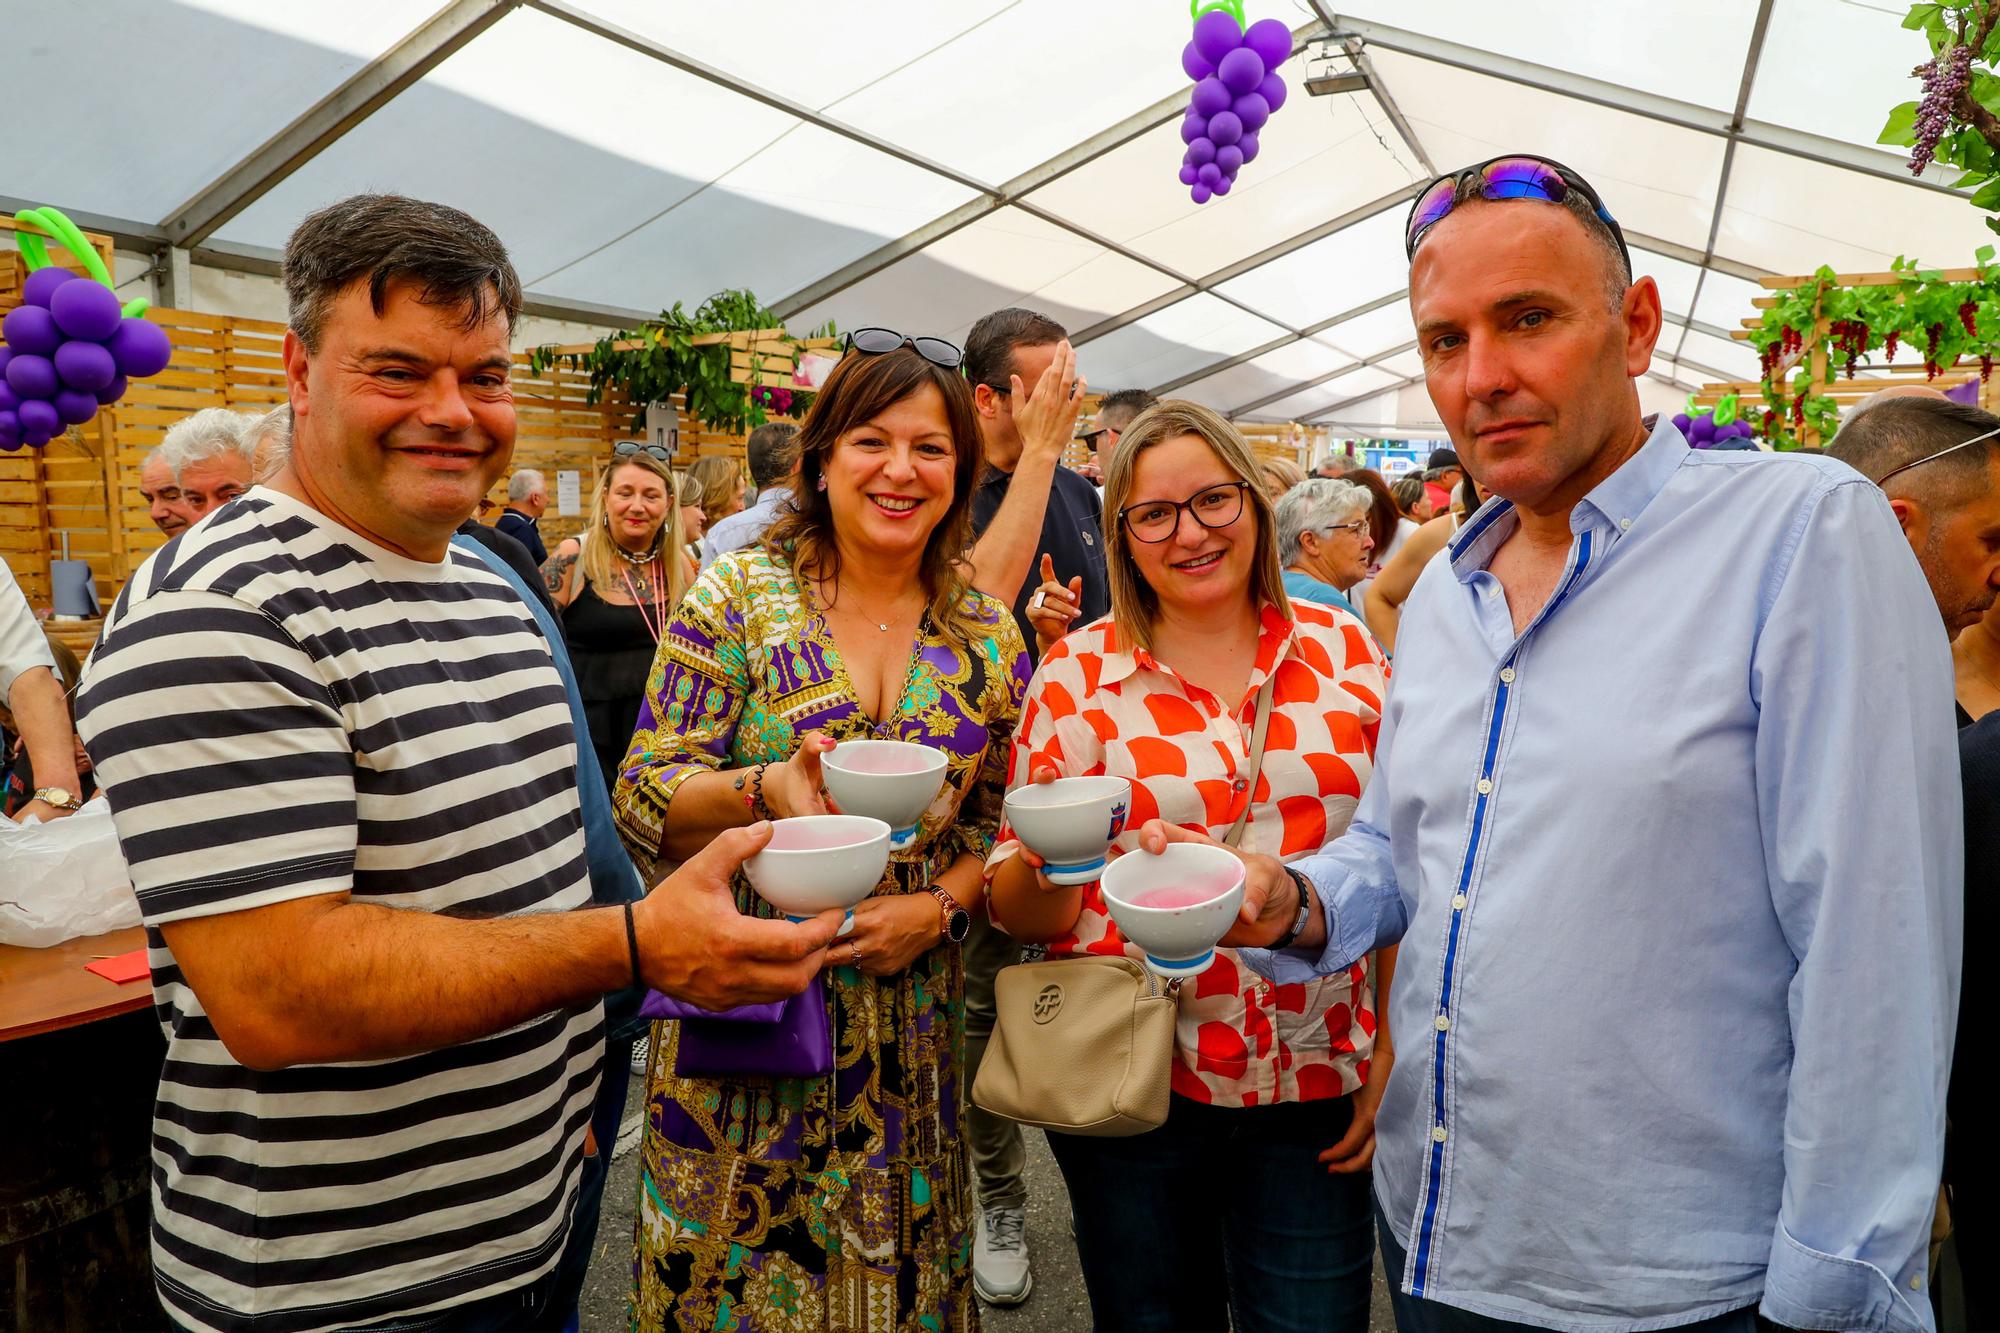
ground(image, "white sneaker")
xmin=629 ymin=1035 xmax=650 ymax=1076
xmin=973 ymin=1205 xmax=1032 ymax=1306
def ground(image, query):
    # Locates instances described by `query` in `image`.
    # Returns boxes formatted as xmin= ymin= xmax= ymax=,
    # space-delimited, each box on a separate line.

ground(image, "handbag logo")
xmin=1033 ymin=983 xmax=1064 ymax=1024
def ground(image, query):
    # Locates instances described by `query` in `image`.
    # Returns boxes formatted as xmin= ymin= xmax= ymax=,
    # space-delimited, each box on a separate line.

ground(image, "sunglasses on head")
xmin=1405 ymin=154 xmax=1631 ymax=277
xmin=613 ymin=440 xmax=673 ymax=463
xmin=843 ymin=327 xmax=964 ymax=370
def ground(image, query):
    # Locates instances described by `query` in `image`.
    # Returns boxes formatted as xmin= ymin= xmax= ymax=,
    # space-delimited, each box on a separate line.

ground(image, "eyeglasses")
xmin=1405 ymin=154 xmax=1631 ymax=276
xmin=613 ymin=440 xmax=673 ymax=463
xmin=1319 ymin=519 xmax=1369 ymax=539
xmin=1873 ymin=423 xmax=2000 ymax=486
xmin=1077 ymin=428 xmax=1109 ymax=449
xmin=1120 ymin=480 xmax=1250 ymax=544
xmin=844 ymin=327 xmax=964 ymax=370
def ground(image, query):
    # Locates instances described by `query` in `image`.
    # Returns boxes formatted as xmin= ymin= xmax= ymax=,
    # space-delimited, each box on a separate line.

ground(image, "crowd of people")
xmin=0 ymin=150 xmax=1984 ymax=1333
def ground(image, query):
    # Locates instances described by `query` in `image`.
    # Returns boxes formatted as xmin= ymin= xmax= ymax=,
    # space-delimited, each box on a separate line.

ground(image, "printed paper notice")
xmin=557 ymin=470 xmax=581 ymax=517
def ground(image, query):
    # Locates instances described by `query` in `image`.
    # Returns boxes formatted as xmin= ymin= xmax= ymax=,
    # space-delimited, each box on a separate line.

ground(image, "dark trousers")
xmin=551 ymin=1037 xmax=632 ymax=1332
xmin=1047 ymin=1093 xmax=1374 ymax=1333
xmin=1374 ymin=1205 xmax=1770 ymax=1333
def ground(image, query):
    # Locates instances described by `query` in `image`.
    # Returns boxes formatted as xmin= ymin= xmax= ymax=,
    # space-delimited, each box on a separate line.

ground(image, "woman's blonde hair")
xmin=1101 ymin=399 xmax=1291 ymax=654
xmin=581 ymin=451 xmax=689 ymax=605
xmin=1257 ymin=455 xmax=1305 ymax=501
xmin=686 ymin=455 xmax=744 ymax=518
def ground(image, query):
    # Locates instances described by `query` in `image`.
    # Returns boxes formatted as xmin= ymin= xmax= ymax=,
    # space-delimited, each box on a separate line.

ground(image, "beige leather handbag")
xmin=972 ymin=671 xmax=1276 ymax=1137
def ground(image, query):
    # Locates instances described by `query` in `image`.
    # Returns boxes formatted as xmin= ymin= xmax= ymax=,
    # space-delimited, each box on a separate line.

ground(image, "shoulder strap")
xmin=1221 ymin=669 xmax=1278 ymax=849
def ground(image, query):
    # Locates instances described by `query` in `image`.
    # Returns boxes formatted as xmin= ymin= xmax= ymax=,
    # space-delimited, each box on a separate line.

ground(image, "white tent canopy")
xmin=11 ymin=0 xmax=1996 ymax=428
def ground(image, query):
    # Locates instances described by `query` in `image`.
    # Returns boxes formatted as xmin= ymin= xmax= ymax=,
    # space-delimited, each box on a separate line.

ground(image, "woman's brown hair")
xmin=1341 ymin=467 xmax=1401 ymax=553
xmin=762 ymin=346 xmax=989 ymax=645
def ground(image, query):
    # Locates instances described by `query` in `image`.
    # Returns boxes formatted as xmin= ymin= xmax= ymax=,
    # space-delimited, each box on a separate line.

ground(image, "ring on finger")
xmin=847 ymin=939 xmax=863 ymax=967
xmin=1029 ymin=589 xmax=1047 ymax=611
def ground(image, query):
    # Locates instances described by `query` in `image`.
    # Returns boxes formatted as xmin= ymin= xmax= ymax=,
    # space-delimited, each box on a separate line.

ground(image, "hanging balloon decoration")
xmin=1672 ymin=393 xmax=1760 ymax=451
xmin=0 ymin=207 xmax=172 ymax=452
xmin=1177 ymin=2 xmax=1291 ymax=204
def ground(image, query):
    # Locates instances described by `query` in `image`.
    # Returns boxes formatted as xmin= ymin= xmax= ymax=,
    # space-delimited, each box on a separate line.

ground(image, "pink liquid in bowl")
xmin=770 ymin=824 xmax=873 ymax=851
xmin=834 ymin=747 xmax=939 ymax=774
xmin=1131 ymin=876 xmax=1237 ymax=910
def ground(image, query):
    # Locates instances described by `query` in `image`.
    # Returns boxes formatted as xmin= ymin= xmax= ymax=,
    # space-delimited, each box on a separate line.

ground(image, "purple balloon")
xmin=1231 ymin=91 xmax=1270 ymax=132
xmin=49 ymin=279 xmax=123 ymax=343
xmin=96 ymin=373 xmax=128 ymax=406
xmin=1187 ymin=136 xmax=1216 ymax=165
xmin=109 ymin=317 xmax=173 ymax=379
xmin=1216 ymin=144 xmax=1245 ymax=174
xmin=1191 ymin=182 xmax=1213 ymax=205
xmin=1207 ymin=110 xmax=1243 ymax=146
xmin=1181 ymin=113 xmax=1208 ymax=144
xmin=1179 ymin=162 xmax=1200 ymax=186
xmin=0 ymin=383 xmax=17 ymax=412
xmin=1181 ymin=40 xmax=1215 ymax=82
xmin=1238 ymin=130 xmax=1261 ymax=163
xmin=55 ymin=339 xmax=118 ymax=393
xmin=1197 ymin=162 xmax=1223 ymax=188
xmin=1213 ymin=175 xmax=1233 ymax=197
xmin=0 ymin=413 xmax=19 ymax=449
xmin=53 ymin=387 xmax=99 ymax=426
xmin=22 ymin=425 xmax=53 ymax=449
xmin=1671 ymin=412 xmax=1692 ymax=433
xmin=1257 ymin=71 xmax=1288 ymax=113
xmin=1191 ymin=76 xmax=1232 ymax=117
xmin=1217 ymin=46 xmax=1265 ymax=94
xmin=1689 ymin=417 xmax=1716 ymax=443
xmin=2 ymin=305 xmax=63 ymax=358
xmin=21 ymin=267 xmax=78 ymax=309
xmin=16 ymin=399 xmax=60 ymax=438
xmin=1242 ymin=17 xmax=1292 ymax=68
xmin=0 ymin=346 xmax=10 ymax=379
xmin=1192 ymin=9 xmax=1242 ymax=64
xmin=5 ymin=353 xmax=59 ymax=400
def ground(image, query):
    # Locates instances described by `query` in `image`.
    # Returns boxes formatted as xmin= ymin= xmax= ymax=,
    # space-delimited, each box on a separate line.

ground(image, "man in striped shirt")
xmin=75 ymin=194 xmax=839 ymax=1333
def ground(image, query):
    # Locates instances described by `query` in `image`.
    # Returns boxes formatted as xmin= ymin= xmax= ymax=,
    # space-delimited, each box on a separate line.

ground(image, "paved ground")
xmin=580 ymin=1079 xmax=1395 ymax=1331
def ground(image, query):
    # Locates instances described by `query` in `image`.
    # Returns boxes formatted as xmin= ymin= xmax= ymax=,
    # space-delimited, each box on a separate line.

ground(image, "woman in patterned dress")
xmin=613 ymin=337 xmax=1028 ymax=1333
xmin=988 ymin=400 xmax=1395 ymax=1332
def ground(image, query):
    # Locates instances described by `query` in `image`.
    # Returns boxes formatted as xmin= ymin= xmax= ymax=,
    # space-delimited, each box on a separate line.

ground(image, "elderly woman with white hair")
xmin=1275 ymin=477 xmax=1376 ymax=617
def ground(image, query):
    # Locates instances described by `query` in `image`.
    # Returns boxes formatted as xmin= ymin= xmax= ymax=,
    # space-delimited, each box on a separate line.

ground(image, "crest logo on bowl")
xmin=1106 ymin=800 xmax=1128 ymax=842
xmin=1033 ymin=983 xmax=1064 ymax=1024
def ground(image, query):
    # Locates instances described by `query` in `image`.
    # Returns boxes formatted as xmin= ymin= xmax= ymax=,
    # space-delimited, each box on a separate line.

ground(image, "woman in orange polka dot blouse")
xmin=986 ymin=400 xmax=1394 ymax=1332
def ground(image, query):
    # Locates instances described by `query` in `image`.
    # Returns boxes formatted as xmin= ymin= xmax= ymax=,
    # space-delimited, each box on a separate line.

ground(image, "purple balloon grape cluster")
xmin=1178 ymin=11 xmax=1290 ymax=203
xmin=0 ymin=269 xmax=172 ymax=451
xmin=1672 ymin=410 xmax=1757 ymax=449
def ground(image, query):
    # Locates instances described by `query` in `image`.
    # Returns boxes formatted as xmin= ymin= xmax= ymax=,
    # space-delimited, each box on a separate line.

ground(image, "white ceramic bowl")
xmin=820 ymin=740 xmax=949 ymax=849
xmin=743 ymin=814 xmax=891 ymax=936
xmin=1003 ymin=776 xmax=1132 ymax=885
xmin=1098 ymin=842 xmax=1247 ymax=978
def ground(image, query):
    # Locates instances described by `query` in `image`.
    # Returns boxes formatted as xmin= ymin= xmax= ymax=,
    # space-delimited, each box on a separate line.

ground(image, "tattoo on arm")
xmin=542 ymin=551 xmax=577 ymax=597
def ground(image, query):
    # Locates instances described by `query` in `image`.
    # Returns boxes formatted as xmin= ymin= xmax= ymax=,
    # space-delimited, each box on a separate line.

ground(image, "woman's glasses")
xmin=843 ymin=327 xmax=964 ymax=370
xmin=1319 ymin=519 xmax=1369 ymax=539
xmin=1120 ymin=481 xmax=1250 ymax=544
xmin=1405 ymin=154 xmax=1630 ymax=275
xmin=613 ymin=440 xmax=673 ymax=463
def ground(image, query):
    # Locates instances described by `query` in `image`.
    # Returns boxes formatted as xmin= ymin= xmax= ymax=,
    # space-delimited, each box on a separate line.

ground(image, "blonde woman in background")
xmin=542 ymin=443 xmax=693 ymax=789
xmin=1258 ymin=454 xmax=1306 ymax=502
xmin=685 ymin=455 xmax=746 ymax=562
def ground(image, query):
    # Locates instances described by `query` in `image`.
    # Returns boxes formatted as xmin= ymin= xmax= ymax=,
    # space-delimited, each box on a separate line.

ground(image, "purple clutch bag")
xmin=636 ymin=976 xmax=832 ymax=1080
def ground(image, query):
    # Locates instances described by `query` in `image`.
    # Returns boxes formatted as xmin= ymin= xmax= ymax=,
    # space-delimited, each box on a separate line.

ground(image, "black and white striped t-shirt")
xmin=75 ymin=489 xmax=603 ymax=1333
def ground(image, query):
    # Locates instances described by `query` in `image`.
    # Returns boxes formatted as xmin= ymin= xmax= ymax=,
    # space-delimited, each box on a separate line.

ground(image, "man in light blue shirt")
xmin=699 ymin=421 xmax=797 ymax=570
xmin=1144 ymin=156 xmax=1960 ymax=1331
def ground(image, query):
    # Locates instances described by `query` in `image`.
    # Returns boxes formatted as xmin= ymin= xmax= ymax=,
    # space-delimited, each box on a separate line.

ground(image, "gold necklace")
xmin=820 ymin=583 xmax=922 ymax=633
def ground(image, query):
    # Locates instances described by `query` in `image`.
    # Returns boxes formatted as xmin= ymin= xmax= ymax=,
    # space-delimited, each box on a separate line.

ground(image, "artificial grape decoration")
xmin=1670 ymin=394 xmax=1759 ymax=450
xmin=0 ymin=207 xmax=170 ymax=451
xmin=1911 ymin=42 xmax=1973 ymax=176
xmin=1177 ymin=4 xmax=1291 ymax=204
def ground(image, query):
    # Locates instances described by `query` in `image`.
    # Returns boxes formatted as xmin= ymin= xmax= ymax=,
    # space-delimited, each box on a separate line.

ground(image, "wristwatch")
xmin=927 ymin=887 xmax=972 ymax=944
xmin=32 ymin=786 xmax=84 ymax=812
xmin=1272 ymin=866 xmax=1315 ymax=950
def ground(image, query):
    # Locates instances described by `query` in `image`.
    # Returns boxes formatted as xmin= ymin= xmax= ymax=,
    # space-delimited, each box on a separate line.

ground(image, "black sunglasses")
xmin=613 ymin=440 xmax=673 ymax=463
xmin=1405 ymin=154 xmax=1631 ymax=277
xmin=844 ymin=327 xmax=964 ymax=370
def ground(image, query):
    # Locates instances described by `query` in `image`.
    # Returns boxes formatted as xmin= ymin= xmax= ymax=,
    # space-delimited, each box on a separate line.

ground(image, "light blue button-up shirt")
xmin=1244 ymin=420 xmax=1961 ymax=1332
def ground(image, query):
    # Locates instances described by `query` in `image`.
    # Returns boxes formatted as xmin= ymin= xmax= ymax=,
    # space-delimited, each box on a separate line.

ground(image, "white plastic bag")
xmin=0 ymin=796 xmax=141 ymax=947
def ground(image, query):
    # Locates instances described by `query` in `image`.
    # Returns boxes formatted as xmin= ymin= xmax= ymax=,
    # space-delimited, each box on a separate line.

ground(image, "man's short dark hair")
xmin=1098 ymin=388 xmax=1158 ymax=432
xmin=965 ymin=308 xmax=1068 ymax=391
xmin=745 ymin=421 xmax=800 ymax=488
xmin=1826 ymin=395 xmax=2000 ymax=507
xmin=282 ymin=194 xmax=523 ymax=352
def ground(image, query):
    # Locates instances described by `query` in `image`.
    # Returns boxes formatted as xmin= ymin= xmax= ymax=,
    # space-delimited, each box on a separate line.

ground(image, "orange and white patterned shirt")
xmin=986 ymin=600 xmax=1389 ymax=1108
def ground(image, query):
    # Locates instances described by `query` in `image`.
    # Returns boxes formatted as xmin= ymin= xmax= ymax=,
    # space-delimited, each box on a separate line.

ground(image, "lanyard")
xmin=619 ymin=560 xmax=666 ymax=644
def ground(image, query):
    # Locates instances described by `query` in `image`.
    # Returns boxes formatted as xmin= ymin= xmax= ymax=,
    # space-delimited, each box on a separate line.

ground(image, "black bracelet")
xmin=623 ymin=901 xmax=642 ymax=988
xmin=1273 ymin=867 xmax=1315 ymax=950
